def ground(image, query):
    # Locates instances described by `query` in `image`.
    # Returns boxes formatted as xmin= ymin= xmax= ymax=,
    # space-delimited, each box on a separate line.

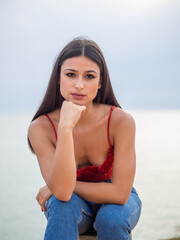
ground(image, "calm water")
xmin=0 ymin=111 xmax=180 ymax=240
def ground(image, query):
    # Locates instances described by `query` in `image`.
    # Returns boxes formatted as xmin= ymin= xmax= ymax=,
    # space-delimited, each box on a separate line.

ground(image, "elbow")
xmin=113 ymin=184 xmax=132 ymax=205
xmin=47 ymin=180 xmax=75 ymax=202
xmin=115 ymin=192 xmax=129 ymax=205
xmin=119 ymin=197 xmax=128 ymax=205
xmin=51 ymin=187 xmax=74 ymax=202
xmin=54 ymin=191 xmax=72 ymax=202
xmin=51 ymin=186 xmax=73 ymax=202
xmin=47 ymin=174 xmax=76 ymax=202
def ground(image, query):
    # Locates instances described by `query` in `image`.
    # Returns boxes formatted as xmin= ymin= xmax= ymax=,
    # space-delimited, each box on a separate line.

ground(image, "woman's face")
xmin=60 ymin=56 xmax=101 ymax=106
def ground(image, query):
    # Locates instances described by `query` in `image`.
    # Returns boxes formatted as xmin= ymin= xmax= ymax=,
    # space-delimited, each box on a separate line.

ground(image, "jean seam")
xmin=77 ymin=195 xmax=86 ymax=225
xmin=77 ymin=198 xmax=94 ymax=225
xmin=77 ymin=210 xmax=83 ymax=225
xmin=128 ymin=202 xmax=142 ymax=231
xmin=128 ymin=193 xmax=142 ymax=215
xmin=77 ymin=207 xmax=94 ymax=225
xmin=79 ymin=198 xmax=94 ymax=217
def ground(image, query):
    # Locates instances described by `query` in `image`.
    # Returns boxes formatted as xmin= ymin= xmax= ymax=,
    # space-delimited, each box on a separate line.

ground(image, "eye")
xmin=85 ymin=74 xmax=95 ymax=79
xmin=66 ymin=73 xmax=75 ymax=77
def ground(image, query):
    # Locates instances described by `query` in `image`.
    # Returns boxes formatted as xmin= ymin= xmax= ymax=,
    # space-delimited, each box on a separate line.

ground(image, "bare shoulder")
xmin=111 ymin=108 xmax=136 ymax=143
xmin=28 ymin=109 xmax=59 ymax=140
xmin=28 ymin=114 xmax=56 ymax=154
xmin=112 ymin=107 xmax=135 ymax=129
xmin=28 ymin=115 xmax=50 ymax=140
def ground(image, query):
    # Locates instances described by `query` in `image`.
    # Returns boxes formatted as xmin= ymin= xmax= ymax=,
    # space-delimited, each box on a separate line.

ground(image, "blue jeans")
xmin=44 ymin=187 xmax=142 ymax=240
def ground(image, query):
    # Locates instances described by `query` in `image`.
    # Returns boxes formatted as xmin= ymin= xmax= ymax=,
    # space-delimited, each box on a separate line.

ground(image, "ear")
xmin=98 ymin=83 xmax=101 ymax=89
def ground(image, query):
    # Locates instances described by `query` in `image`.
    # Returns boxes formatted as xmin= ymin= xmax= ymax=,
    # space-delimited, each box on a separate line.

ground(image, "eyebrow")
xmin=64 ymin=69 xmax=98 ymax=74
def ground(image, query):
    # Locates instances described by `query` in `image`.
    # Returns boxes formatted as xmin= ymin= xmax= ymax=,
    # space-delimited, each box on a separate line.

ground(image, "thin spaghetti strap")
xmin=44 ymin=114 xmax=58 ymax=140
xmin=107 ymin=106 xmax=115 ymax=147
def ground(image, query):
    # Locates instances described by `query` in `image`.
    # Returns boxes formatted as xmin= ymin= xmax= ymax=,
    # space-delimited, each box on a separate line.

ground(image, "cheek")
xmin=60 ymin=79 xmax=70 ymax=96
xmin=60 ymin=78 xmax=72 ymax=89
xmin=87 ymin=82 xmax=100 ymax=96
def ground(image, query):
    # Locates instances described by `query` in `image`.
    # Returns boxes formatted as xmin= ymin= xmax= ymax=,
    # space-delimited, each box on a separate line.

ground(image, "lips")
xmin=71 ymin=93 xmax=85 ymax=99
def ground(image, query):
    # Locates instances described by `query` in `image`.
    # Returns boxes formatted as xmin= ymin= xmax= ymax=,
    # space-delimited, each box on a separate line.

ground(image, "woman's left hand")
xmin=36 ymin=185 xmax=52 ymax=212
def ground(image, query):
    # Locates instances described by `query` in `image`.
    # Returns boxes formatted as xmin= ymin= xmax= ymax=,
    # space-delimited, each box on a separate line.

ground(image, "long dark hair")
xmin=28 ymin=37 xmax=121 ymax=151
xmin=32 ymin=37 xmax=121 ymax=121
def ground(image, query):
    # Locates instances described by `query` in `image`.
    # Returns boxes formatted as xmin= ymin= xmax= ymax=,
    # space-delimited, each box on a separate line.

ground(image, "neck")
xmin=76 ymin=102 xmax=98 ymax=126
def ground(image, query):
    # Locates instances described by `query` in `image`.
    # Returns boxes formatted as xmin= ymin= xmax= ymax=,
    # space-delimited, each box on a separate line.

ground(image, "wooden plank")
xmin=79 ymin=235 xmax=96 ymax=240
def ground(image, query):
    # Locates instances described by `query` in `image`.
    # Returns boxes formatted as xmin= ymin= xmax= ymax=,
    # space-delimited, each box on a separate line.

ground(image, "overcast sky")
xmin=0 ymin=0 xmax=180 ymax=112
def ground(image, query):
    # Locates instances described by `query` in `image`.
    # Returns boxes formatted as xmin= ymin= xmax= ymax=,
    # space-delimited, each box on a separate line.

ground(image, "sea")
xmin=0 ymin=110 xmax=180 ymax=240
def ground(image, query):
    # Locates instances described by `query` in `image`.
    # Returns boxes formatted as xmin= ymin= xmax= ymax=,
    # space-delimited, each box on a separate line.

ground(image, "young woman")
xmin=28 ymin=37 xmax=142 ymax=240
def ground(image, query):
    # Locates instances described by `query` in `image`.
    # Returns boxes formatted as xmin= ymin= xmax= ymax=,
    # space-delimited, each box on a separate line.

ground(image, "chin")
xmin=71 ymin=100 xmax=86 ymax=106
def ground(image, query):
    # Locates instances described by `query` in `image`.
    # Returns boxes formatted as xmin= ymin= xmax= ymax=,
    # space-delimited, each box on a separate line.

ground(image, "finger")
xmin=41 ymin=205 xmax=47 ymax=212
xmin=40 ymin=201 xmax=47 ymax=212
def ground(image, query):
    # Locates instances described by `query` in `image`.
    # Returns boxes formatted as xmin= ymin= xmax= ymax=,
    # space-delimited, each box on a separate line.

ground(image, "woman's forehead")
xmin=61 ymin=56 xmax=100 ymax=72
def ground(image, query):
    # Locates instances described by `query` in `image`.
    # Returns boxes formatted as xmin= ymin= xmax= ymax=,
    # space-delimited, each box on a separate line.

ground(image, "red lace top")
xmin=45 ymin=106 xmax=115 ymax=182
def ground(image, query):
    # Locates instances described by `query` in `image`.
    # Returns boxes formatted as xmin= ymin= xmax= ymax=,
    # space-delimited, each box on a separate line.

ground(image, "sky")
xmin=0 ymin=0 xmax=180 ymax=112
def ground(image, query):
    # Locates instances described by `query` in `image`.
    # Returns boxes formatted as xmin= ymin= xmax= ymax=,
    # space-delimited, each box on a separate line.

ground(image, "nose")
xmin=75 ymin=76 xmax=84 ymax=90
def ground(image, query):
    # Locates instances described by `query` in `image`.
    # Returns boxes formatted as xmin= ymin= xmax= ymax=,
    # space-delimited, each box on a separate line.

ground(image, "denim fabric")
xmin=44 ymin=186 xmax=142 ymax=240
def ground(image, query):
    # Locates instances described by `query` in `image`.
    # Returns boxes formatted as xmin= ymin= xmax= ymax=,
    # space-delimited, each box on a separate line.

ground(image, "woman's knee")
xmin=45 ymin=193 xmax=82 ymax=221
xmin=94 ymin=204 xmax=131 ymax=234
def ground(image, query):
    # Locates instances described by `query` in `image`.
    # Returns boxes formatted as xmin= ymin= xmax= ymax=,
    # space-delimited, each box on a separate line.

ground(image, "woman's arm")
xmin=28 ymin=101 xmax=86 ymax=201
xmin=74 ymin=109 xmax=136 ymax=205
xmin=36 ymin=109 xmax=135 ymax=209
